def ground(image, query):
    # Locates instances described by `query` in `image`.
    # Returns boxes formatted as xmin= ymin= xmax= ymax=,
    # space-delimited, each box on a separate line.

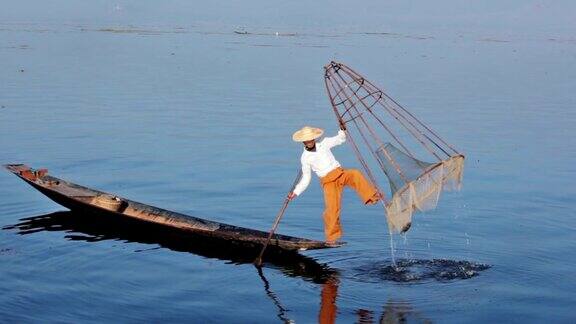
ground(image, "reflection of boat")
xmin=4 ymin=164 xmax=341 ymax=252
xmin=3 ymin=211 xmax=337 ymax=283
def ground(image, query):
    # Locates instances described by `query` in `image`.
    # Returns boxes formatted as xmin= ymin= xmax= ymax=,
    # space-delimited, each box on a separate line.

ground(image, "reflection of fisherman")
xmin=288 ymin=123 xmax=382 ymax=244
xmin=319 ymin=275 xmax=339 ymax=324
xmin=318 ymin=275 xmax=431 ymax=324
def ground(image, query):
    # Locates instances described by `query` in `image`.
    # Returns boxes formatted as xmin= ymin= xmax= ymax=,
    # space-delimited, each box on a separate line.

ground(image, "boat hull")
xmin=4 ymin=164 xmax=340 ymax=252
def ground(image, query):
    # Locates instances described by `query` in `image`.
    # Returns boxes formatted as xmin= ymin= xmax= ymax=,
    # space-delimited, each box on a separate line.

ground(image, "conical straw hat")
xmin=292 ymin=126 xmax=324 ymax=142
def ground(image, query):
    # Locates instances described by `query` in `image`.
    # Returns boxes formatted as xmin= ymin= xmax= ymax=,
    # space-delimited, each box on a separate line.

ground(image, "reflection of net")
xmin=376 ymin=144 xmax=464 ymax=232
xmin=324 ymin=61 xmax=465 ymax=233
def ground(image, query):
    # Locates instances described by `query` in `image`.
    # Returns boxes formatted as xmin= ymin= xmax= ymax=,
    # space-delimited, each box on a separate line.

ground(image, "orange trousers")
xmin=320 ymin=167 xmax=379 ymax=242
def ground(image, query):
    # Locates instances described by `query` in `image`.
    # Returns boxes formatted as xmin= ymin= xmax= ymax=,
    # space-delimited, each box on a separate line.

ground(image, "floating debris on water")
xmin=352 ymin=259 xmax=491 ymax=283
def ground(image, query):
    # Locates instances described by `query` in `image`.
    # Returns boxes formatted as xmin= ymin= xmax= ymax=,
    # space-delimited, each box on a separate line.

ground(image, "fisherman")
xmin=288 ymin=122 xmax=382 ymax=245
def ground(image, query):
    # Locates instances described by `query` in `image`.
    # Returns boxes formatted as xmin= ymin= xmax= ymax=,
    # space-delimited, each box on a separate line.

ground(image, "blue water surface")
xmin=1 ymin=1 xmax=575 ymax=323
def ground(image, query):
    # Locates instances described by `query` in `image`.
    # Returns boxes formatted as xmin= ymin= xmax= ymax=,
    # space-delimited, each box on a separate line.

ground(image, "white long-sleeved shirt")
xmin=293 ymin=130 xmax=346 ymax=196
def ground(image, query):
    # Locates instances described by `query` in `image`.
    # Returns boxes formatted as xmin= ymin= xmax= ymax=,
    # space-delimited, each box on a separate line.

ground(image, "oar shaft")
xmin=255 ymin=170 xmax=302 ymax=266
xmin=256 ymin=198 xmax=290 ymax=262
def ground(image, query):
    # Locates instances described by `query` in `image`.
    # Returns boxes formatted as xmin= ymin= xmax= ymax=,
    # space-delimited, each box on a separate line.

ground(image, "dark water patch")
xmin=547 ymin=38 xmax=576 ymax=44
xmin=0 ymin=27 xmax=51 ymax=33
xmin=478 ymin=38 xmax=511 ymax=43
xmin=233 ymin=29 xmax=340 ymax=39
xmin=293 ymin=43 xmax=329 ymax=48
xmin=90 ymin=27 xmax=190 ymax=36
xmin=0 ymin=248 xmax=15 ymax=255
xmin=251 ymin=44 xmax=284 ymax=48
xmin=351 ymin=259 xmax=491 ymax=283
xmin=358 ymin=31 xmax=434 ymax=40
xmin=403 ymin=35 xmax=434 ymax=40
xmin=235 ymin=31 xmax=298 ymax=37
xmin=0 ymin=44 xmax=30 ymax=50
xmin=98 ymin=28 xmax=165 ymax=36
xmin=360 ymin=32 xmax=398 ymax=36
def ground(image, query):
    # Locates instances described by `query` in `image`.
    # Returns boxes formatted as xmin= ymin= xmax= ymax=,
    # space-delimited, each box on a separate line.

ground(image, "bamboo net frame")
xmin=323 ymin=61 xmax=465 ymax=233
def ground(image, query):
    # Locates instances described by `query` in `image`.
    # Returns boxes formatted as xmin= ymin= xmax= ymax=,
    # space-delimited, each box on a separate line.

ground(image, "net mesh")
xmin=375 ymin=143 xmax=464 ymax=232
xmin=324 ymin=61 xmax=465 ymax=234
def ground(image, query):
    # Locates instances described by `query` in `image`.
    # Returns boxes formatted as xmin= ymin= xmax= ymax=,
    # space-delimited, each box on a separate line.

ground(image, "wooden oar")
xmin=255 ymin=170 xmax=302 ymax=267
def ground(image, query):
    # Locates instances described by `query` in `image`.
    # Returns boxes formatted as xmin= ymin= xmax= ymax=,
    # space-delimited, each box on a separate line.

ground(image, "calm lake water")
xmin=1 ymin=1 xmax=575 ymax=323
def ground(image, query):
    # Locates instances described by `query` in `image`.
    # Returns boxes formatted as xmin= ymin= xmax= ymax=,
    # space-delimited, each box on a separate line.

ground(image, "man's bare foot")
xmin=367 ymin=191 xmax=384 ymax=205
xmin=325 ymin=240 xmax=346 ymax=248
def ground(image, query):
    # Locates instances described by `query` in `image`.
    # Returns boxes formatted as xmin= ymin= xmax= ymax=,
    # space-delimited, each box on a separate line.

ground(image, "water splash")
xmin=352 ymin=259 xmax=491 ymax=283
xmin=389 ymin=231 xmax=397 ymax=268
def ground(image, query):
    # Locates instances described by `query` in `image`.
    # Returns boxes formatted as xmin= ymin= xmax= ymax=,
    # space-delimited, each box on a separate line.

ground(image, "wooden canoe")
xmin=4 ymin=164 xmax=341 ymax=252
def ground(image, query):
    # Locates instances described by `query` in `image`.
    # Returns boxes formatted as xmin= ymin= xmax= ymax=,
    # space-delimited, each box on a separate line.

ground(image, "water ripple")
xmin=350 ymin=258 xmax=491 ymax=283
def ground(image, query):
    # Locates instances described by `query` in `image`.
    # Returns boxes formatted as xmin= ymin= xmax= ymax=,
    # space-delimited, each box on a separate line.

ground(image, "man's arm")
xmin=322 ymin=129 xmax=346 ymax=149
xmin=289 ymin=159 xmax=311 ymax=199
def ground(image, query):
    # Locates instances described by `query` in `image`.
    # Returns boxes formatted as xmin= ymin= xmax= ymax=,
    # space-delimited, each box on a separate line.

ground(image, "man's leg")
xmin=322 ymin=180 xmax=344 ymax=242
xmin=341 ymin=169 xmax=380 ymax=205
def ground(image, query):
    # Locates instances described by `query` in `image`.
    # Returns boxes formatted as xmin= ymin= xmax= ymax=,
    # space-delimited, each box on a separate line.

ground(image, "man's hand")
xmin=287 ymin=192 xmax=297 ymax=200
xmin=339 ymin=120 xmax=347 ymax=131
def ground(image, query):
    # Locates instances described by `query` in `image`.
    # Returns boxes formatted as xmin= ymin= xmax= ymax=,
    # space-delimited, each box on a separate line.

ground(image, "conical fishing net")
xmin=375 ymin=143 xmax=464 ymax=232
xmin=323 ymin=61 xmax=465 ymax=233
